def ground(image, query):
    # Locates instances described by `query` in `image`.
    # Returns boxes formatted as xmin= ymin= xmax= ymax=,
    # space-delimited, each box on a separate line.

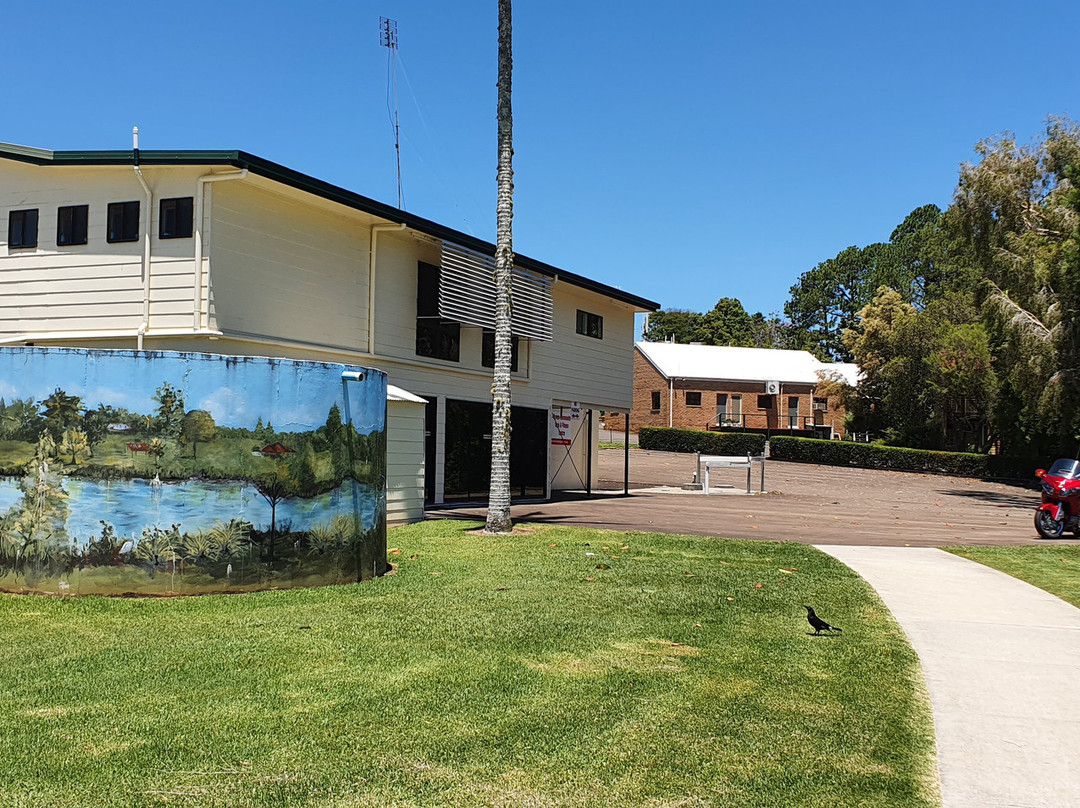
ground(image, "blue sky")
xmin=4 ymin=0 xmax=1077 ymax=322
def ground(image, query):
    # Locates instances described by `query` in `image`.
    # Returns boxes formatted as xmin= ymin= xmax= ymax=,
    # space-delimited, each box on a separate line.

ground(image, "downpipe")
xmin=133 ymin=127 xmax=153 ymax=350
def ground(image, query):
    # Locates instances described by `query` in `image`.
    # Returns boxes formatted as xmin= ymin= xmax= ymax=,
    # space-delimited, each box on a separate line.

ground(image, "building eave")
xmin=0 ymin=142 xmax=660 ymax=313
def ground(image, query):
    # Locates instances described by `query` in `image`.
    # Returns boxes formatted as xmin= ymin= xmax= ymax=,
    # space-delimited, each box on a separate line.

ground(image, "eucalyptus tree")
xmin=486 ymin=0 xmax=514 ymax=534
xmin=949 ymin=119 xmax=1080 ymax=453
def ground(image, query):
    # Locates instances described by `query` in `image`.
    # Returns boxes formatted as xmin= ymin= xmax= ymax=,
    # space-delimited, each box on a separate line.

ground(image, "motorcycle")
xmin=1034 ymin=458 xmax=1080 ymax=539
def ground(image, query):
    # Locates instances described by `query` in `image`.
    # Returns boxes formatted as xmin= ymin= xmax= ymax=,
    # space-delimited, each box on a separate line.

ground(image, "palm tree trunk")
xmin=486 ymin=0 xmax=514 ymax=534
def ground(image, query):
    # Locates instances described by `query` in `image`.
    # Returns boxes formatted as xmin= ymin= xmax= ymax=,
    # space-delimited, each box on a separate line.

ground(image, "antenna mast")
xmin=380 ymin=16 xmax=403 ymax=209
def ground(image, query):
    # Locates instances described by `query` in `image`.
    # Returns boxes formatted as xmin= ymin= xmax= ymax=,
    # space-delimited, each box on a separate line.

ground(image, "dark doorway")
xmin=423 ymin=396 xmax=437 ymax=504
xmin=443 ymin=399 xmax=547 ymax=502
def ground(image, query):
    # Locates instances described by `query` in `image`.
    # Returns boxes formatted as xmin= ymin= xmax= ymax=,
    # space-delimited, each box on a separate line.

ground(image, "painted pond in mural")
xmin=0 ymin=347 xmax=388 ymax=595
xmin=0 ymin=476 xmax=379 ymax=541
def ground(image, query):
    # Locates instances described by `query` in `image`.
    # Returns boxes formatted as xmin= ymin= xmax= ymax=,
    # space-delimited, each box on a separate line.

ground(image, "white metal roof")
xmin=387 ymin=384 xmax=427 ymax=403
xmin=635 ymin=342 xmax=860 ymax=386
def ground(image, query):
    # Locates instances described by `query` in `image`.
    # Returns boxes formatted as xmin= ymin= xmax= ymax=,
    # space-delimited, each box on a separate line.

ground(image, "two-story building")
xmin=631 ymin=341 xmax=859 ymax=438
xmin=0 ymin=141 xmax=658 ymax=522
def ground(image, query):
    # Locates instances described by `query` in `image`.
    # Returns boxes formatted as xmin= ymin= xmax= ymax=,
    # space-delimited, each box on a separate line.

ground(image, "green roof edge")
xmin=0 ymin=143 xmax=659 ymax=312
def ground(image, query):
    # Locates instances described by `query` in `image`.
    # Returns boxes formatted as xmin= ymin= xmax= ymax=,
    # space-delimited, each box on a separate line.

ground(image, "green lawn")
xmin=944 ymin=545 xmax=1080 ymax=608
xmin=0 ymin=522 xmax=938 ymax=808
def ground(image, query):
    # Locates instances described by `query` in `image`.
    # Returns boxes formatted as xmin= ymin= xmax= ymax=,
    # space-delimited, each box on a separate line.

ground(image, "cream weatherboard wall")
xmin=0 ymin=163 xmax=210 ymax=340
xmin=387 ymin=395 xmax=426 ymax=525
xmin=207 ymin=179 xmax=371 ymax=350
xmin=2 ymin=155 xmax=654 ymax=517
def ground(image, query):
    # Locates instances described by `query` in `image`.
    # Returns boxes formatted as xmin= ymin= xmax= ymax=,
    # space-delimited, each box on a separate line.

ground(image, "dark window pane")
xmin=576 ymin=309 xmax=603 ymax=339
xmin=24 ymin=209 xmax=38 ymax=247
xmin=123 ymin=201 xmax=139 ymax=241
xmin=57 ymin=205 xmax=89 ymax=246
xmin=650 ymin=391 xmax=661 ymax=410
xmin=416 ymin=318 xmax=460 ymax=362
xmin=107 ymin=201 xmax=140 ymax=243
xmin=9 ymin=209 xmax=37 ymax=248
xmin=160 ymin=196 xmax=193 ymax=239
xmin=417 ymin=262 xmax=440 ymax=317
xmin=73 ymin=205 xmax=88 ymax=244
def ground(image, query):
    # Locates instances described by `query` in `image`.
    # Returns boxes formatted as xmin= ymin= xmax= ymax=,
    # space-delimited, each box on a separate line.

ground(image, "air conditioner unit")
xmin=765 ymin=381 xmax=780 ymax=395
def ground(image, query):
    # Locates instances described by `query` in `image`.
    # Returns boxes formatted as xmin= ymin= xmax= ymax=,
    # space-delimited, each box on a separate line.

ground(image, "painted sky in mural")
xmin=0 ymin=348 xmax=384 ymax=433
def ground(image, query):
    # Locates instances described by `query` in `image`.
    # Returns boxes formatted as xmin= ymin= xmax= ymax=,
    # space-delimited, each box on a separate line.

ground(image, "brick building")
xmin=631 ymin=342 xmax=858 ymax=438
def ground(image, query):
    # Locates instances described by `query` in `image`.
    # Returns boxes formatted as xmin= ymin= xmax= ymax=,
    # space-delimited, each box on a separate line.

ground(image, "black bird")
xmin=804 ymin=605 xmax=842 ymax=635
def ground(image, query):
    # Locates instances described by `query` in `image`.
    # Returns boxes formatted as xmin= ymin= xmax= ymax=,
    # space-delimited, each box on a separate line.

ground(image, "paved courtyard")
xmin=430 ymin=448 xmax=1077 ymax=547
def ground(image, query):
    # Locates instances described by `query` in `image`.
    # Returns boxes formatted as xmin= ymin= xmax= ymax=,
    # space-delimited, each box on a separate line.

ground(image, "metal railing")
xmin=708 ymin=414 xmax=817 ymax=431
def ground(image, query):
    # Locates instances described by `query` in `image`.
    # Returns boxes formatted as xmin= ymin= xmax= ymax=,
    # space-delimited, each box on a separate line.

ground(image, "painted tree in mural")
xmin=59 ymin=429 xmax=91 ymax=465
xmin=152 ymin=382 xmax=185 ymax=438
xmin=486 ymin=0 xmax=514 ymax=535
xmin=41 ymin=388 xmax=82 ymax=447
xmin=179 ymin=410 xmax=217 ymax=458
xmin=81 ymin=404 xmax=117 ymax=457
xmin=0 ymin=398 xmax=43 ymax=442
xmin=4 ymin=435 xmax=69 ymax=576
xmin=254 ymin=463 xmax=299 ymax=564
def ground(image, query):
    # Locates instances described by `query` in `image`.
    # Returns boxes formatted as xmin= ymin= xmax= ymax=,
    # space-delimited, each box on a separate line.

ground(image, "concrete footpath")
xmin=817 ymin=546 xmax=1080 ymax=808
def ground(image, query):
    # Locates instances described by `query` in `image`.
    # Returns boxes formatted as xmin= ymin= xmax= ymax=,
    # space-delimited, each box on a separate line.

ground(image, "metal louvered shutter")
xmin=438 ymin=241 xmax=553 ymax=341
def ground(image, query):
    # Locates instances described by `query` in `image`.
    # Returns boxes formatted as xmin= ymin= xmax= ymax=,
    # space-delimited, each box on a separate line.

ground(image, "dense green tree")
xmin=785 ymin=206 xmax=950 ymax=360
xmin=948 ymin=119 xmax=1080 ymax=455
xmin=844 ymin=287 xmax=995 ymax=450
xmin=292 ymin=443 xmax=320 ymax=493
xmin=646 ymin=299 xmax=814 ymax=352
xmin=81 ymin=404 xmax=117 ymax=457
xmin=697 ymin=298 xmax=755 ymax=345
xmin=645 ymin=309 xmax=704 ymax=343
xmin=152 ymin=382 xmax=185 ymax=438
xmin=59 ymin=429 xmax=91 ymax=465
xmin=0 ymin=398 xmax=43 ymax=442
xmin=179 ymin=410 xmax=216 ymax=458
xmin=40 ymin=388 xmax=82 ymax=445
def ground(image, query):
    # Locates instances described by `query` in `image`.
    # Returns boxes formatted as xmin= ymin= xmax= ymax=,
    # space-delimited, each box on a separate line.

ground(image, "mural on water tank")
xmin=0 ymin=347 xmax=387 ymax=595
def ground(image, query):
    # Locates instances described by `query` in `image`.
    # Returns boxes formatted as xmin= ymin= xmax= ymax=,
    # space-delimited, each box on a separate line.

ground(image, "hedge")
xmin=639 ymin=427 xmax=766 ymax=456
xmin=768 ymin=436 xmax=1035 ymax=480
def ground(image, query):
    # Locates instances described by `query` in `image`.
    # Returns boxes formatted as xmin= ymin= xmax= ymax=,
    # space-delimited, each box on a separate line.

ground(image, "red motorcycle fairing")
xmin=1036 ymin=501 xmax=1064 ymax=521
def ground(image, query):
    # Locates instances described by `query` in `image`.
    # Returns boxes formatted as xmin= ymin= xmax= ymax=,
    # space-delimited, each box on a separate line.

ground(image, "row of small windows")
xmin=675 ymin=393 xmax=794 ymax=409
xmin=6 ymin=197 xmax=194 ymax=249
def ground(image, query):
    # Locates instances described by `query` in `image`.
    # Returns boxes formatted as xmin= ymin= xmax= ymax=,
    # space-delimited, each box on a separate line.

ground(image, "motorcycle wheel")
xmin=1034 ymin=509 xmax=1065 ymax=539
